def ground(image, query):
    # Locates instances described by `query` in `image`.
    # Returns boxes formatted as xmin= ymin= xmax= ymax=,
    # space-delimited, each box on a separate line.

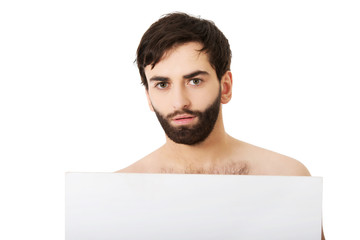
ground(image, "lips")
xmin=173 ymin=114 xmax=194 ymax=120
xmin=172 ymin=114 xmax=196 ymax=125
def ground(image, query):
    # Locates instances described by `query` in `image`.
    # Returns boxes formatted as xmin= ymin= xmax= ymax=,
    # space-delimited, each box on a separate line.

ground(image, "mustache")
xmin=166 ymin=108 xmax=202 ymax=119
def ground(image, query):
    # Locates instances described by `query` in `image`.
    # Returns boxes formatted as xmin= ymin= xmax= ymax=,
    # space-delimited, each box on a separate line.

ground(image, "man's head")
xmin=136 ymin=12 xmax=232 ymax=90
xmin=136 ymin=13 xmax=233 ymax=145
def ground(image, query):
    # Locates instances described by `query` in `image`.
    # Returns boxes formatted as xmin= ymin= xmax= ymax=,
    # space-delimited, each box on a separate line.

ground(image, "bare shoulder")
xmin=114 ymin=163 xmax=141 ymax=173
xmin=237 ymin=141 xmax=311 ymax=176
xmin=114 ymin=150 xmax=161 ymax=173
xmin=264 ymin=152 xmax=311 ymax=176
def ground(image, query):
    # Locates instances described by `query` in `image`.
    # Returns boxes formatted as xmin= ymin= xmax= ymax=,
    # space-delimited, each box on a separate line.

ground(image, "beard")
xmin=152 ymin=89 xmax=221 ymax=145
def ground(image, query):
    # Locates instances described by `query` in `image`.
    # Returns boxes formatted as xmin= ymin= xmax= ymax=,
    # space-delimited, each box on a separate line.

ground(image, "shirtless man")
xmin=117 ymin=12 xmax=324 ymax=239
xmin=117 ymin=12 xmax=310 ymax=176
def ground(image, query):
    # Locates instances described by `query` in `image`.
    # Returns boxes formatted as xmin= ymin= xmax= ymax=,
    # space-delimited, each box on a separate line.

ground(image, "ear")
xmin=220 ymin=71 xmax=233 ymax=104
xmin=145 ymin=89 xmax=155 ymax=112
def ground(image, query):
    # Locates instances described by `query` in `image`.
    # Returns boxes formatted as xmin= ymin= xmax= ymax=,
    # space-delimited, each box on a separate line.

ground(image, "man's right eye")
xmin=155 ymin=82 xmax=169 ymax=89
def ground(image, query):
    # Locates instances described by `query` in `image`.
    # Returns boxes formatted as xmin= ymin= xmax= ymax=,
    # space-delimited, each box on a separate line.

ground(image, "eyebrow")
xmin=149 ymin=70 xmax=209 ymax=82
xmin=183 ymin=70 xmax=209 ymax=79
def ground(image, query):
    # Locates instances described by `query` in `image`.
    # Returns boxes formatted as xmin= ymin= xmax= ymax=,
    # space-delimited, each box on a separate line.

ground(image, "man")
xmin=116 ymin=12 xmax=324 ymax=239
xmin=117 ymin=12 xmax=311 ymax=176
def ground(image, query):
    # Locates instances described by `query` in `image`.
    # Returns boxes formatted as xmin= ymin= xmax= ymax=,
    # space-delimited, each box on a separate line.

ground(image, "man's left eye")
xmin=189 ymin=79 xmax=202 ymax=85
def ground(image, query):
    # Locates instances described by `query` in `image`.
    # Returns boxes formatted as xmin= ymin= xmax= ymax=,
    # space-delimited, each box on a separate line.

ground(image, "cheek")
xmin=147 ymin=92 xmax=167 ymax=112
xmin=195 ymin=84 xmax=220 ymax=104
xmin=188 ymin=90 xmax=218 ymax=110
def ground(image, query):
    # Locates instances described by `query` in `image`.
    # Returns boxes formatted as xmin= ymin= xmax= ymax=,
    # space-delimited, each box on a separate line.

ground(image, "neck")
xmin=161 ymin=112 xmax=232 ymax=169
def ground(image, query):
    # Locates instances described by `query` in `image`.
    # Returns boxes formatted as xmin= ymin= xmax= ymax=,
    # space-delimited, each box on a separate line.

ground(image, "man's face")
xmin=144 ymin=42 xmax=222 ymax=145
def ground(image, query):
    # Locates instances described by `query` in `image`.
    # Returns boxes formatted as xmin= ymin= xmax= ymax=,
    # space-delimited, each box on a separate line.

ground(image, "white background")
xmin=0 ymin=0 xmax=359 ymax=239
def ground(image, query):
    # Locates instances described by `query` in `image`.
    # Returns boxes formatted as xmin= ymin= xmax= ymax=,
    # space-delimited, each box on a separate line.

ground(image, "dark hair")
xmin=136 ymin=12 xmax=232 ymax=89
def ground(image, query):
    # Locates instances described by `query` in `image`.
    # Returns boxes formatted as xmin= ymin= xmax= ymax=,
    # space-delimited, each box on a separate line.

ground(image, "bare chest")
xmin=159 ymin=161 xmax=249 ymax=175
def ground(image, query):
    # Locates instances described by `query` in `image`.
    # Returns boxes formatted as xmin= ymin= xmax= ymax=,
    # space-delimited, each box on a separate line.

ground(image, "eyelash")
xmin=188 ymin=78 xmax=202 ymax=86
xmin=155 ymin=82 xmax=169 ymax=89
xmin=154 ymin=78 xmax=203 ymax=90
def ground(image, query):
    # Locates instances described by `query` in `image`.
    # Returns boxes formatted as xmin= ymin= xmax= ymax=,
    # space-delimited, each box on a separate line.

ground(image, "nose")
xmin=172 ymin=85 xmax=191 ymax=110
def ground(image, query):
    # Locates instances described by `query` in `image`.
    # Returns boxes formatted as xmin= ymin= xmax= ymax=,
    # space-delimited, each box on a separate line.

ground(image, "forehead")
xmin=144 ymin=42 xmax=215 ymax=79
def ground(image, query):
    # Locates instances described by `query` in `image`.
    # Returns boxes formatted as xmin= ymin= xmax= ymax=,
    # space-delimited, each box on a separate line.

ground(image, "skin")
xmin=116 ymin=42 xmax=325 ymax=239
xmin=117 ymin=42 xmax=311 ymax=177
